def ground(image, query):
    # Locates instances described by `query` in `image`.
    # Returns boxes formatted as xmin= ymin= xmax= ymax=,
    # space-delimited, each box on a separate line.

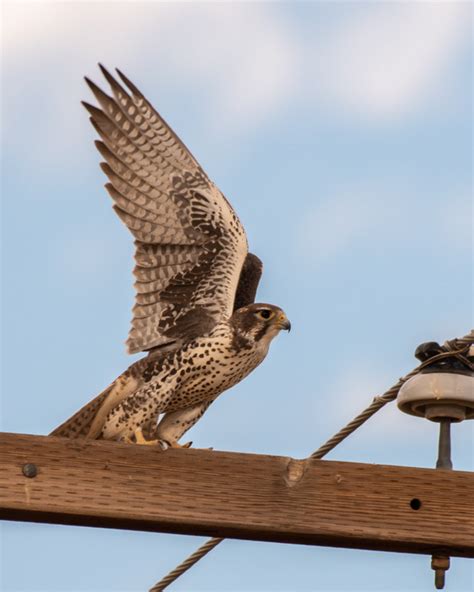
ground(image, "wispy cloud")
xmin=2 ymin=2 xmax=298 ymax=136
xmin=2 ymin=1 xmax=470 ymax=152
xmin=310 ymin=2 xmax=471 ymax=119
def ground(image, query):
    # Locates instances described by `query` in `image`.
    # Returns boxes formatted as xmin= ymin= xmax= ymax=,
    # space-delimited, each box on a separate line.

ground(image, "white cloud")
xmin=310 ymin=2 xmax=470 ymax=119
xmin=2 ymin=2 xmax=298 ymax=135
xmin=1 ymin=1 xmax=470 ymax=168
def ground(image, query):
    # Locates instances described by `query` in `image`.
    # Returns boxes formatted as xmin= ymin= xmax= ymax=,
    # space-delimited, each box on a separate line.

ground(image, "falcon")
xmin=51 ymin=65 xmax=290 ymax=448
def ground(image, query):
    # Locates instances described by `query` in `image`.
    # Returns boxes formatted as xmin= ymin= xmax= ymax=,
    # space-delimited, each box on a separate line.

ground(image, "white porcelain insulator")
xmin=397 ymin=372 xmax=474 ymax=422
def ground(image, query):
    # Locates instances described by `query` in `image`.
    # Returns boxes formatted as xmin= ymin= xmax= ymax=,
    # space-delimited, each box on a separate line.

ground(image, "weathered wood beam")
xmin=0 ymin=432 xmax=473 ymax=557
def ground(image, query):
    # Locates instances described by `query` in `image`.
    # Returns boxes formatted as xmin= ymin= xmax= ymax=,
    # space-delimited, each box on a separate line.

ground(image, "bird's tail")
xmin=49 ymin=382 xmax=115 ymax=439
xmin=50 ymin=355 xmax=159 ymax=440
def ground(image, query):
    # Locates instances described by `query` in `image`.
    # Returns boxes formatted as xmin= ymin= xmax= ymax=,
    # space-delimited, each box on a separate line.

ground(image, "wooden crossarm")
xmin=0 ymin=432 xmax=473 ymax=557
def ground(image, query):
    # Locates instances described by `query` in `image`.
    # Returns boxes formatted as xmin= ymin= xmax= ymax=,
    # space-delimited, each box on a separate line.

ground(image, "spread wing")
xmin=84 ymin=65 xmax=249 ymax=353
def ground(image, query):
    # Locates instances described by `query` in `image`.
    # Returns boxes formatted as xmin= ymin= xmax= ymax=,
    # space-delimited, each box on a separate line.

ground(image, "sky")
xmin=1 ymin=1 xmax=473 ymax=591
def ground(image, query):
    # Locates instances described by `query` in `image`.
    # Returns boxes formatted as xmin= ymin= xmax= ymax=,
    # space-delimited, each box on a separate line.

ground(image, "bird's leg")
xmin=155 ymin=401 xmax=214 ymax=450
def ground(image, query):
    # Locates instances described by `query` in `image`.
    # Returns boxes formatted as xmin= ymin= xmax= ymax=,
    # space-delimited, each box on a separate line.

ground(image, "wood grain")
xmin=1 ymin=432 xmax=473 ymax=557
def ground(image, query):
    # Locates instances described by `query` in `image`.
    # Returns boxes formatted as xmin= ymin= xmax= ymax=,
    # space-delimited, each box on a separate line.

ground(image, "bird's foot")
xmin=123 ymin=427 xmax=168 ymax=449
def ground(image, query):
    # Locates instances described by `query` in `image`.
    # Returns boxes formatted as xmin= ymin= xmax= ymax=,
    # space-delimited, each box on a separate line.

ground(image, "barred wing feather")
xmin=84 ymin=66 xmax=248 ymax=353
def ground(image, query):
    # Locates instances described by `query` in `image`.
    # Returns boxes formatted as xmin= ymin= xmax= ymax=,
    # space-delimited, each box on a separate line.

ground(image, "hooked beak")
xmin=277 ymin=313 xmax=291 ymax=332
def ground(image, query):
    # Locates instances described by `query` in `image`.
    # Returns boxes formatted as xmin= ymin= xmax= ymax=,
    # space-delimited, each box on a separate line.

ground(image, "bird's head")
xmin=230 ymin=303 xmax=291 ymax=350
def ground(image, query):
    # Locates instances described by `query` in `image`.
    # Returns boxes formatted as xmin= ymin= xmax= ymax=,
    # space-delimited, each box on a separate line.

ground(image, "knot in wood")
xmin=284 ymin=459 xmax=306 ymax=487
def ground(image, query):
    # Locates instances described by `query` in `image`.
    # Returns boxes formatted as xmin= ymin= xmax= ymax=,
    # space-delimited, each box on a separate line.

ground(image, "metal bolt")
xmin=431 ymin=555 xmax=450 ymax=590
xmin=22 ymin=463 xmax=38 ymax=478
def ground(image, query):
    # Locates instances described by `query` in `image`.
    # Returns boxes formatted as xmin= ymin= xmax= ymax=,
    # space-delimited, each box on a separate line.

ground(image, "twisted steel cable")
xmin=149 ymin=537 xmax=224 ymax=592
xmin=149 ymin=330 xmax=473 ymax=591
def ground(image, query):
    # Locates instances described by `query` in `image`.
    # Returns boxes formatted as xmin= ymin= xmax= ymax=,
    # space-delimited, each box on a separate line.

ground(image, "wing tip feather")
xmin=99 ymin=161 xmax=112 ymax=176
xmin=115 ymin=67 xmax=142 ymax=97
xmin=86 ymin=76 xmax=115 ymax=106
xmin=82 ymin=100 xmax=103 ymax=120
xmin=98 ymin=63 xmax=130 ymax=98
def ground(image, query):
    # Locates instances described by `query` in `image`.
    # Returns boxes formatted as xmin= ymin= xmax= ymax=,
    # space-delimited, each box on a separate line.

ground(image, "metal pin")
xmin=436 ymin=419 xmax=453 ymax=470
xmin=431 ymin=420 xmax=452 ymax=589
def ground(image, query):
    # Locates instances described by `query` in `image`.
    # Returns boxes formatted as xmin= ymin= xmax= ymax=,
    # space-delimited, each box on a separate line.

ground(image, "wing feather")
xmin=85 ymin=66 xmax=248 ymax=353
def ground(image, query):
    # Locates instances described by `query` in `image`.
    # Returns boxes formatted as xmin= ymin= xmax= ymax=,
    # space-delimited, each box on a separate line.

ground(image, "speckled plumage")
xmin=51 ymin=66 xmax=289 ymax=447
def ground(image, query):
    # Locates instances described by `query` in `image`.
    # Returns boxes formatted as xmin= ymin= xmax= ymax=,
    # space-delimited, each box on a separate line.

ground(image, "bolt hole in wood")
xmin=410 ymin=498 xmax=422 ymax=510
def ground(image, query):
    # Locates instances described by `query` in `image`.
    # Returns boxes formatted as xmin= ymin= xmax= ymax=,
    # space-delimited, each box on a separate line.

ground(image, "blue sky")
xmin=1 ymin=1 xmax=472 ymax=591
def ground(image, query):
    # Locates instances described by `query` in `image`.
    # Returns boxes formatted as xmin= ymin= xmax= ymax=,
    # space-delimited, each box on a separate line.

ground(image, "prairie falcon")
xmin=51 ymin=65 xmax=290 ymax=448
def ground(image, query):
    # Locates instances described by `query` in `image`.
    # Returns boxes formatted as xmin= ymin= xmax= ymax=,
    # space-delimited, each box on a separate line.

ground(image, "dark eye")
xmin=257 ymin=309 xmax=272 ymax=320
